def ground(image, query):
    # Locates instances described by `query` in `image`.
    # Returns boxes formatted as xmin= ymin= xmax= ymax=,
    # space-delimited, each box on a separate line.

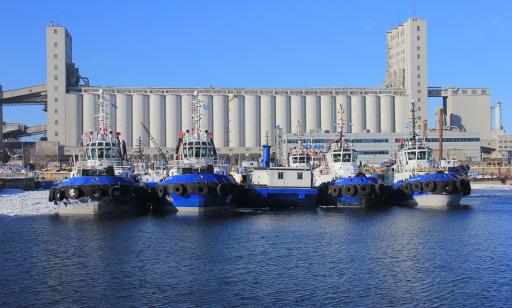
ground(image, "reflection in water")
xmin=1 ymin=190 xmax=512 ymax=306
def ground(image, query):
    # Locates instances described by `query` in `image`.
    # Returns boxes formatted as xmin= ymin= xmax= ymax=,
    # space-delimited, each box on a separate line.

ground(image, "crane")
xmin=140 ymin=122 xmax=169 ymax=165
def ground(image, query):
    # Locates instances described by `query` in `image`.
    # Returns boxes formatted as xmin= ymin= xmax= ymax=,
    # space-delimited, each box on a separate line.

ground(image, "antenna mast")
xmin=336 ymin=103 xmax=345 ymax=146
xmin=409 ymin=99 xmax=418 ymax=143
xmin=191 ymin=90 xmax=202 ymax=137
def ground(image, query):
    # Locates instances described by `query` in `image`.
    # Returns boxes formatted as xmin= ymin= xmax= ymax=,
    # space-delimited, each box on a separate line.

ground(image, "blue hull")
xmin=157 ymin=173 xmax=238 ymax=213
xmin=244 ymin=187 xmax=318 ymax=209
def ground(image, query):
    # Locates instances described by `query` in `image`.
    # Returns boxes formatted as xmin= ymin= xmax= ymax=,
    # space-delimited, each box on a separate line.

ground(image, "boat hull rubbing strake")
xmin=328 ymin=173 xmax=390 ymax=208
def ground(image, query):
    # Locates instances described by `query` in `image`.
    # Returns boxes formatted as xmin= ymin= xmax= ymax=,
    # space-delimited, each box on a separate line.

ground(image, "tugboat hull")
xmin=413 ymin=192 xmax=464 ymax=207
xmin=53 ymin=197 xmax=146 ymax=216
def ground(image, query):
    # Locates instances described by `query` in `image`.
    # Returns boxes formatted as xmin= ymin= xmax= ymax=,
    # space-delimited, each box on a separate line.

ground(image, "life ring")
xmin=172 ymin=184 xmax=187 ymax=196
xmin=342 ymin=184 xmax=357 ymax=197
xmin=330 ymin=185 xmax=341 ymax=197
xmin=109 ymin=186 xmax=122 ymax=199
xmin=157 ymin=185 xmax=166 ymax=198
xmin=90 ymin=187 xmax=104 ymax=201
xmin=357 ymin=184 xmax=371 ymax=197
xmin=216 ymin=183 xmax=230 ymax=197
xmin=412 ymin=181 xmax=423 ymax=192
xmin=194 ymin=183 xmax=208 ymax=195
xmin=65 ymin=186 xmax=82 ymax=199
xmin=423 ymin=180 xmax=435 ymax=192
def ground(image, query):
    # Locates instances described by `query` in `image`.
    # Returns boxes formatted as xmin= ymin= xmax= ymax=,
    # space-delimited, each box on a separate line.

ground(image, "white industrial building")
xmin=41 ymin=18 xmax=502 ymax=163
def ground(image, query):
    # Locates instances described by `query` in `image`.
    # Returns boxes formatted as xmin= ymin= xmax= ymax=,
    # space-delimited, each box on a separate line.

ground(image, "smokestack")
xmin=495 ymin=101 xmax=503 ymax=131
xmin=438 ymin=108 xmax=444 ymax=161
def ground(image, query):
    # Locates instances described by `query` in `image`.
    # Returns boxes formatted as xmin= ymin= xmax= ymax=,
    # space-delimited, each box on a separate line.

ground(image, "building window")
xmin=417 ymin=46 xmax=420 ymax=51
xmin=54 ymin=86 xmax=58 ymax=91
xmin=54 ymin=109 xmax=58 ymax=114
xmin=417 ymin=65 xmax=421 ymax=71
xmin=54 ymin=120 xmax=58 ymax=125
xmin=417 ymin=89 xmax=422 ymax=94
xmin=53 ymin=54 xmax=58 ymax=59
xmin=53 ymin=29 xmax=57 ymax=34
xmin=54 ymin=42 xmax=58 ymax=48
xmin=417 ymin=82 xmax=421 ymax=86
xmin=417 ymin=54 xmax=420 ymax=59
xmin=297 ymin=172 xmax=303 ymax=180
xmin=54 ymin=65 xmax=58 ymax=70
xmin=417 ymin=36 xmax=420 ymax=40
xmin=278 ymin=172 xmax=284 ymax=180
xmin=417 ymin=25 xmax=420 ymax=31
xmin=418 ymin=107 xmax=421 ymax=111
xmin=54 ymin=97 xmax=58 ymax=102
xmin=418 ymin=98 xmax=421 ymax=102
xmin=417 ymin=74 xmax=421 ymax=79
xmin=54 ymin=75 xmax=58 ymax=80
xmin=55 ymin=131 xmax=58 ymax=136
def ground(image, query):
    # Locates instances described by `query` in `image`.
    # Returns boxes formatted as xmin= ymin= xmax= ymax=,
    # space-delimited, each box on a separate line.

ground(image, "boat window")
xmin=418 ymin=151 xmax=427 ymax=160
xmin=90 ymin=148 xmax=97 ymax=160
xmin=306 ymin=156 xmax=311 ymax=163
xmin=407 ymin=151 xmax=417 ymax=160
xmin=195 ymin=147 xmax=201 ymax=158
xmin=333 ymin=153 xmax=342 ymax=162
xmin=342 ymin=153 xmax=352 ymax=162
xmin=98 ymin=148 xmax=105 ymax=159
xmin=200 ymin=146 xmax=207 ymax=157
xmin=278 ymin=172 xmax=284 ymax=179
xmin=207 ymin=147 xmax=213 ymax=157
xmin=292 ymin=157 xmax=298 ymax=164
xmin=188 ymin=147 xmax=194 ymax=158
xmin=427 ymin=150 xmax=432 ymax=160
xmin=105 ymin=147 xmax=112 ymax=159
xmin=297 ymin=172 xmax=303 ymax=180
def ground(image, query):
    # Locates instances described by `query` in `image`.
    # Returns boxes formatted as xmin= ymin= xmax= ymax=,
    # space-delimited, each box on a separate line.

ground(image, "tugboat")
xmin=392 ymin=100 xmax=471 ymax=207
xmin=321 ymin=104 xmax=390 ymax=208
xmin=244 ymin=122 xmax=319 ymax=209
xmin=155 ymin=91 xmax=238 ymax=213
xmin=49 ymin=90 xmax=147 ymax=215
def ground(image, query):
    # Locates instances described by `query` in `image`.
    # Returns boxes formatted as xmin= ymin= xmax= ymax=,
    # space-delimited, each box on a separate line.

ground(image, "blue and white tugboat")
xmin=155 ymin=91 xmax=238 ymax=213
xmin=320 ymin=104 xmax=390 ymax=208
xmin=393 ymin=100 xmax=471 ymax=207
xmin=49 ymin=90 xmax=147 ymax=215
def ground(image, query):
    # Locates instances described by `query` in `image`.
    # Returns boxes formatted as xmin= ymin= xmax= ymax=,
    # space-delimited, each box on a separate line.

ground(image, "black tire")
xmin=412 ymin=181 xmax=423 ymax=192
xmin=401 ymin=183 xmax=411 ymax=194
xmin=55 ymin=188 xmax=66 ymax=201
xmin=375 ymin=183 xmax=386 ymax=195
xmin=65 ymin=186 xmax=82 ymax=199
xmin=110 ymin=186 xmax=122 ymax=199
xmin=423 ymin=180 xmax=435 ymax=192
xmin=357 ymin=184 xmax=371 ymax=197
xmin=157 ymin=185 xmax=166 ymax=198
xmin=216 ymin=183 xmax=230 ymax=197
xmin=436 ymin=181 xmax=455 ymax=194
xmin=445 ymin=181 xmax=455 ymax=194
xmin=330 ymin=185 xmax=341 ymax=198
xmin=90 ymin=187 xmax=103 ymax=201
xmin=460 ymin=179 xmax=471 ymax=195
xmin=173 ymin=184 xmax=187 ymax=196
xmin=48 ymin=188 xmax=55 ymax=202
xmin=195 ymin=183 xmax=208 ymax=195
xmin=342 ymin=184 xmax=357 ymax=197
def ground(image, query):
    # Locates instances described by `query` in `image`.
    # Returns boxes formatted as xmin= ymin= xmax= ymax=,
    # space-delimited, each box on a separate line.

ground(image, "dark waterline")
xmin=1 ymin=189 xmax=512 ymax=306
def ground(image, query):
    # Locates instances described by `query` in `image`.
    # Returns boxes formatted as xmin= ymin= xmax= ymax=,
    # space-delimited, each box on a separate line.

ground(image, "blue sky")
xmin=1 ymin=0 xmax=511 ymax=131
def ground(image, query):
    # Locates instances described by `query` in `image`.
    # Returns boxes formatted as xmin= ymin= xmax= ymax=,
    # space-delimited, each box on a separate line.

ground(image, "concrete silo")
xmin=380 ymin=95 xmax=395 ymax=133
xmin=244 ymin=95 xmax=260 ymax=147
xmin=149 ymin=94 xmax=166 ymax=148
xmin=82 ymin=93 xmax=97 ymax=135
xmin=64 ymin=93 xmax=83 ymax=146
xmin=290 ymin=95 xmax=305 ymax=133
xmin=305 ymin=95 xmax=320 ymax=132
xmin=395 ymin=96 xmax=409 ymax=133
xmin=275 ymin=95 xmax=290 ymax=133
xmin=260 ymin=95 xmax=275 ymax=145
xmin=132 ymin=94 xmax=150 ymax=147
xmin=165 ymin=94 xmax=181 ymax=148
xmin=212 ymin=95 xmax=227 ymax=147
xmin=350 ymin=95 xmax=365 ymax=133
xmin=365 ymin=95 xmax=380 ymax=133
xmin=115 ymin=94 xmax=133 ymax=147
xmin=228 ymin=95 xmax=243 ymax=147
xmin=335 ymin=95 xmax=351 ymax=133
xmin=320 ymin=95 xmax=334 ymax=132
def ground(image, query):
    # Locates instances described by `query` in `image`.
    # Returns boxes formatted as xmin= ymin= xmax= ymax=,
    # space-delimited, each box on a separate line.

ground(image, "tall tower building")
xmin=385 ymin=18 xmax=428 ymax=130
xmin=46 ymin=25 xmax=83 ymax=146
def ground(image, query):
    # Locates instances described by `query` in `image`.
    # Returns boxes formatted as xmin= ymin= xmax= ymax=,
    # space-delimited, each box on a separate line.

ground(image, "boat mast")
xmin=191 ymin=90 xmax=202 ymax=138
xmin=409 ymin=99 xmax=418 ymax=144
xmin=336 ymin=102 xmax=345 ymax=147
xmin=96 ymin=89 xmax=109 ymax=136
xmin=296 ymin=120 xmax=303 ymax=152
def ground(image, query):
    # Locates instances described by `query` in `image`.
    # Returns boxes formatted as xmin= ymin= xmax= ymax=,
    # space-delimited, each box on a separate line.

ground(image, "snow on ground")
xmin=0 ymin=189 xmax=52 ymax=217
xmin=471 ymin=183 xmax=512 ymax=190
